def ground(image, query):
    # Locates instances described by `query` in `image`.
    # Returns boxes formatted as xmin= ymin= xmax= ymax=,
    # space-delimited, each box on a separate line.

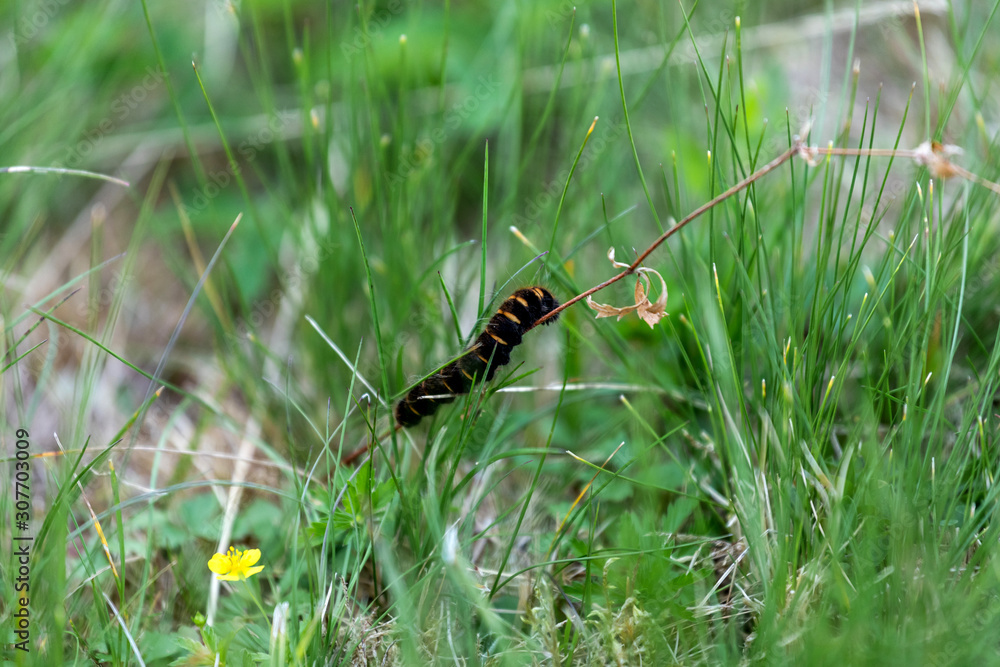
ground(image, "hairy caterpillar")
xmin=394 ymin=286 xmax=560 ymax=427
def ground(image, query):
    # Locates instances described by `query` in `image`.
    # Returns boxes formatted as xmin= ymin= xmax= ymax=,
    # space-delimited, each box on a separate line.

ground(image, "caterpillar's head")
xmin=533 ymin=286 xmax=560 ymax=325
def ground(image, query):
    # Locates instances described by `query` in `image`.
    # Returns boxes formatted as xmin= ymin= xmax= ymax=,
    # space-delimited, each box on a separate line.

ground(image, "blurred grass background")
xmin=3 ymin=0 xmax=1000 ymax=664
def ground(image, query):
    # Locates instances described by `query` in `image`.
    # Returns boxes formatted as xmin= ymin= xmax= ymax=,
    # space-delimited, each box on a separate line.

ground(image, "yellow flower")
xmin=208 ymin=547 xmax=265 ymax=581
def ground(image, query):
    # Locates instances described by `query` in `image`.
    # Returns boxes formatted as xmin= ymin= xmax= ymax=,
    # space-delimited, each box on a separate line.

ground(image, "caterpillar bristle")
xmin=395 ymin=286 xmax=559 ymax=427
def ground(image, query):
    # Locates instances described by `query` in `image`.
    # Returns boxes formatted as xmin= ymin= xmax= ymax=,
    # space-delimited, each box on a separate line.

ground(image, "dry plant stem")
xmin=530 ymin=141 xmax=803 ymax=329
xmin=819 ymin=147 xmax=909 ymax=157
xmin=947 ymin=164 xmax=1000 ymax=195
xmin=799 ymin=144 xmax=1000 ymax=195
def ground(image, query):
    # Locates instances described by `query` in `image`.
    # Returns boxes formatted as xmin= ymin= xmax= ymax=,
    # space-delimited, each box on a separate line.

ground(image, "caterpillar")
xmin=394 ymin=286 xmax=560 ymax=427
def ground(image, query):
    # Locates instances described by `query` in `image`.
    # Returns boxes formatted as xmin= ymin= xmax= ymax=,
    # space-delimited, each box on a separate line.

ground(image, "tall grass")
xmin=2 ymin=1 xmax=1000 ymax=665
